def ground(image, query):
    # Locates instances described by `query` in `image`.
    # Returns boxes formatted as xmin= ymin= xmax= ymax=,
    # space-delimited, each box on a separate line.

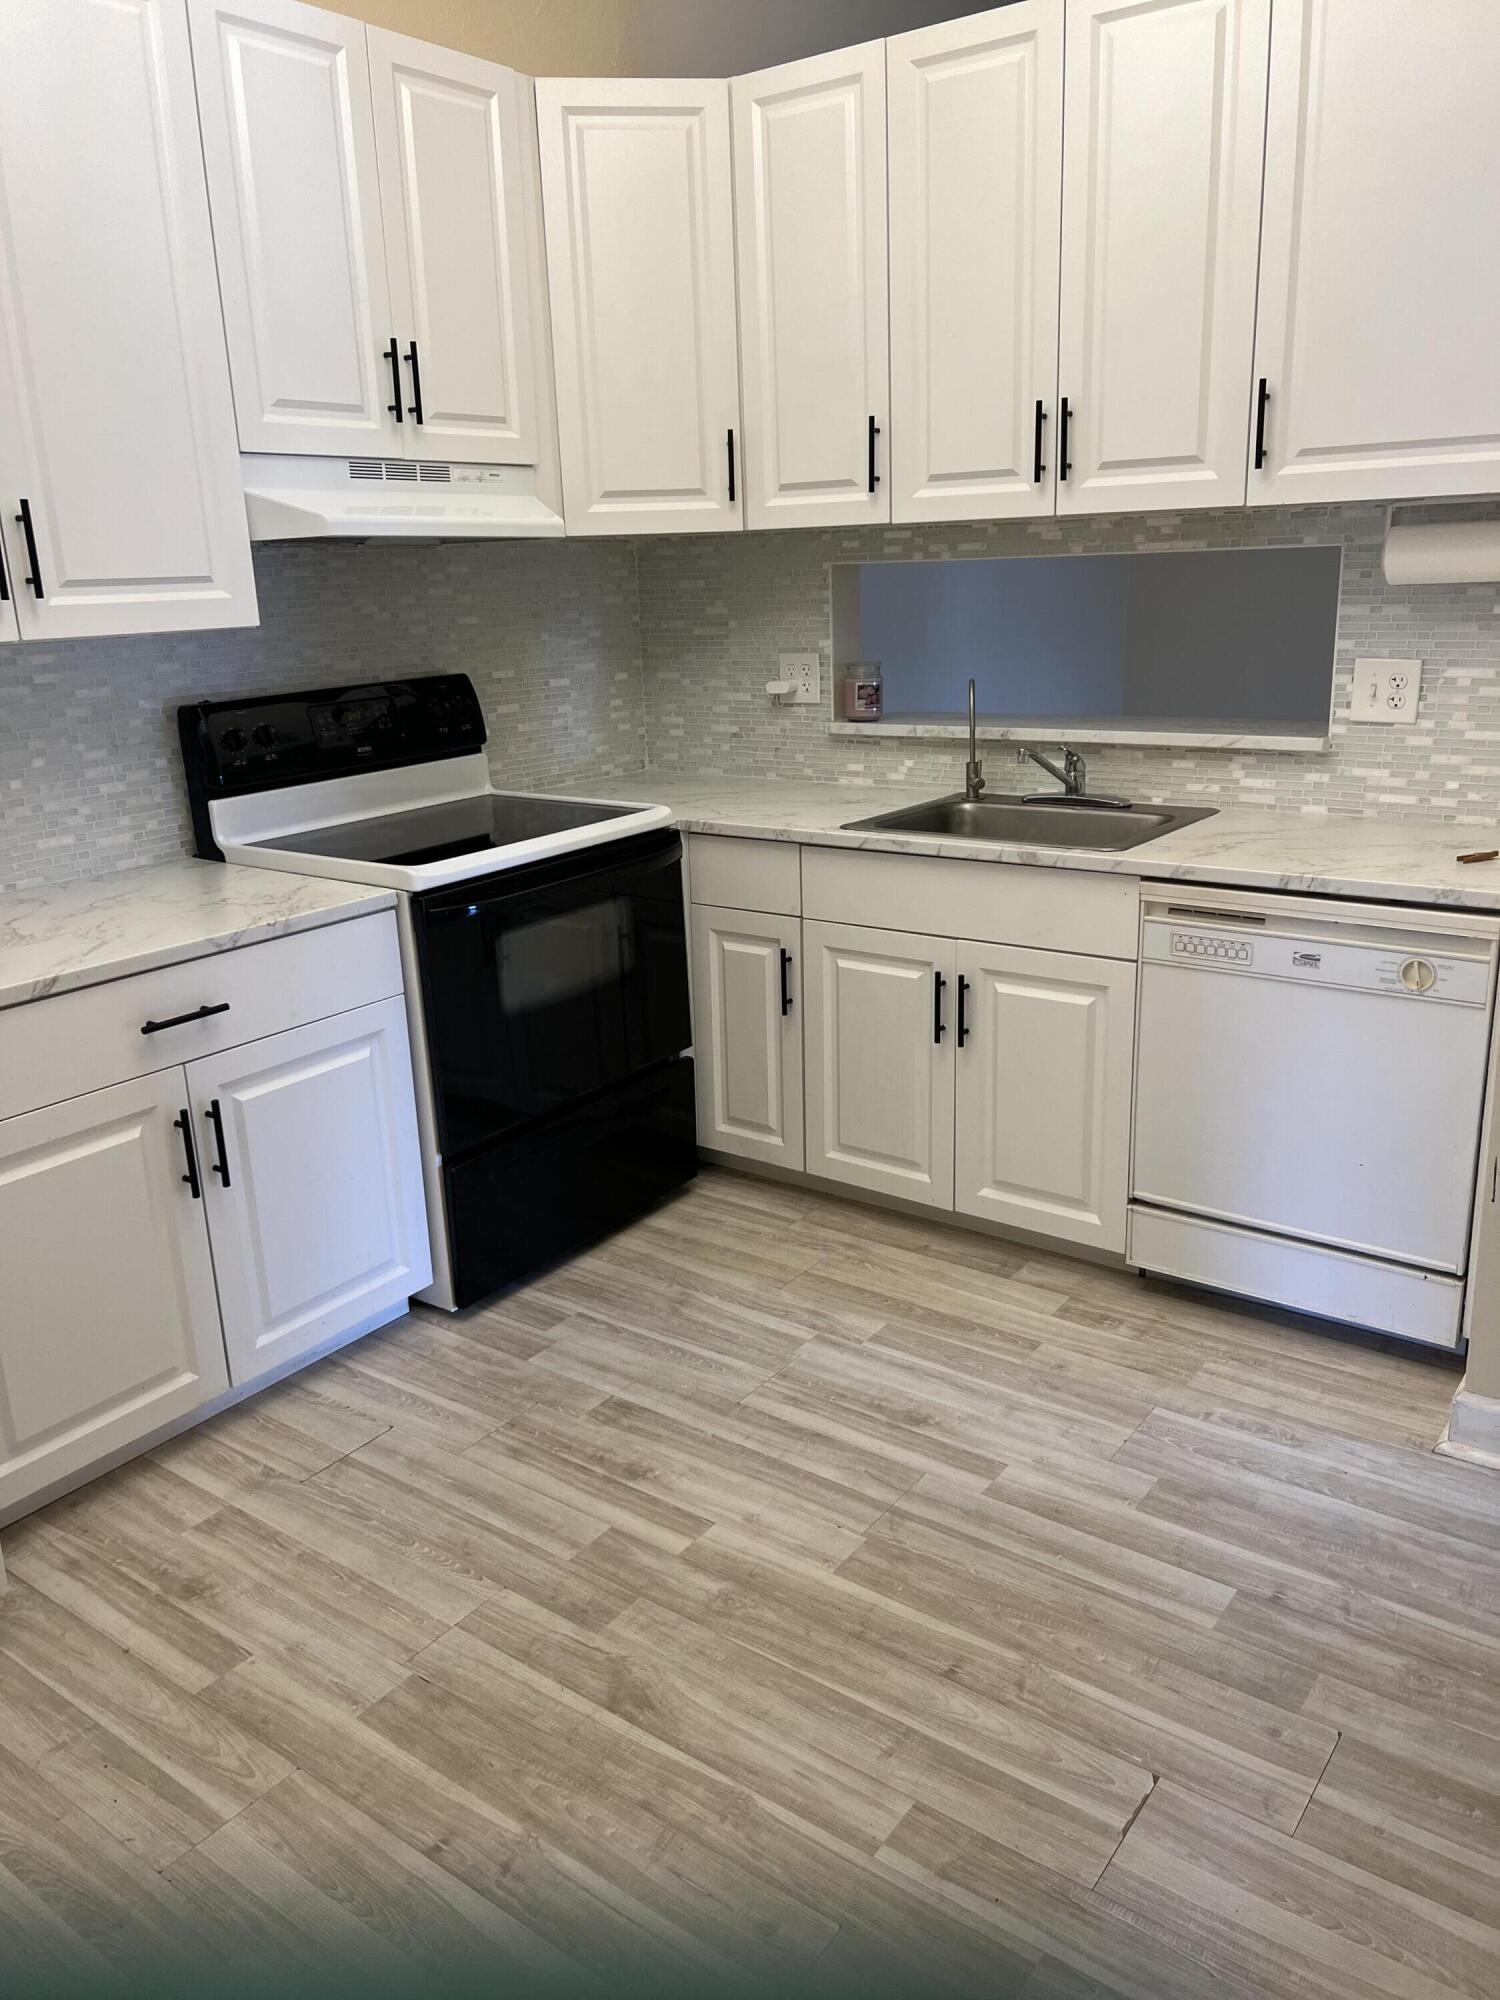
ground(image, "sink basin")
xmin=841 ymin=793 xmax=1217 ymax=852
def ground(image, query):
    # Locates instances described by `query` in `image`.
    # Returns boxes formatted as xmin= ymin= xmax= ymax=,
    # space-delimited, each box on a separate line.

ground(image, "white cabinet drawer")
xmin=1 ymin=912 xmax=403 ymax=1122
xmin=688 ymin=835 xmax=801 ymax=915
xmin=802 ymin=847 xmax=1138 ymax=958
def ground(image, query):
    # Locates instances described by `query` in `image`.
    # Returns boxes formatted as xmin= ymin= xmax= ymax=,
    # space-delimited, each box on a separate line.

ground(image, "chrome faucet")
xmin=965 ymin=678 xmax=985 ymax=800
xmin=1018 ymin=744 xmax=1088 ymax=798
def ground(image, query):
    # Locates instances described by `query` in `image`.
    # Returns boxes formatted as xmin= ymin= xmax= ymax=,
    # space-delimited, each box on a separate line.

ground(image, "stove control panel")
xmin=180 ymin=675 xmax=487 ymax=797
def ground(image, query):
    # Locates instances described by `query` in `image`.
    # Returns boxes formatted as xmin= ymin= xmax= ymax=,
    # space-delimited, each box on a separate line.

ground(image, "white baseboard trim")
xmin=1437 ymin=1380 xmax=1500 ymax=1470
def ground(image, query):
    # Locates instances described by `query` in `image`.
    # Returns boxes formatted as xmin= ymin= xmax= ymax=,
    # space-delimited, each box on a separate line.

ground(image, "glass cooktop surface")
xmin=250 ymin=794 xmax=637 ymax=869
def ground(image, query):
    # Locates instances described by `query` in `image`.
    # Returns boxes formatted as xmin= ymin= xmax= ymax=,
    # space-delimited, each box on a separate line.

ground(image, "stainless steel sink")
xmin=840 ymin=793 xmax=1217 ymax=852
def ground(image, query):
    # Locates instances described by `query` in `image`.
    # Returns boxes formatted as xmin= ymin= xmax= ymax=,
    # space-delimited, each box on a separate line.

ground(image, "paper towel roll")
xmin=1383 ymin=519 xmax=1500 ymax=586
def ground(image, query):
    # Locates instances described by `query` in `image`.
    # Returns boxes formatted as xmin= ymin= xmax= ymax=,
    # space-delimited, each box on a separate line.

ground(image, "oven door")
xmin=414 ymin=831 xmax=691 ymax=1158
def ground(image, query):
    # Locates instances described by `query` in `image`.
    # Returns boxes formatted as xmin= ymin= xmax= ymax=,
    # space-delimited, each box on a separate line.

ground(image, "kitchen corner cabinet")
xmin=1056 ymin=0 xmax=1270 ymax=516
xmin=0 ymin=0 xmax=256 ymax=640
xmin=690 ymin=906 xmax=803 ymax=1169
xmin=732 ymin=43 xmax=890 ymax=530
xmin=0 ymin=913 xmax=430 ymax=1519
xmin=1248 ymin=0 xmax=1500 ymax=506
xmin=537 ymin=78 xmax=742 ymax=535
xmin=190 ymin=0 xmax=538 ymax=467
xmin=953 ymin=940 xmax=1134 ymax=1254
xmin=887 ymin=2 xmax=1063 ymax=524
xmin=805 ymin=921 xmax=956 ymax=1209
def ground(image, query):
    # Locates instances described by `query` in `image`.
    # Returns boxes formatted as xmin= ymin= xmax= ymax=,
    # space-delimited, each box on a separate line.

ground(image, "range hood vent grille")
xmin=348 ymin=458 xmax=455 ymax=485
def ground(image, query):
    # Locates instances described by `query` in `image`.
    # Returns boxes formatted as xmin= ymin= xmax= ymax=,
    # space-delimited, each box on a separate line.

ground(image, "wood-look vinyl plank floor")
xmin=0 ymin=1164 xmax=1495 ymax=1994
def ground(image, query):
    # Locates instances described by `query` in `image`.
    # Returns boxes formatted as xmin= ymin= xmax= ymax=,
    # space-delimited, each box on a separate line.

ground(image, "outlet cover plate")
xmin=1351 ymin=657 xmax=1420 ymax=725
xmin=779 ymin=652 xmax=821 ymax=705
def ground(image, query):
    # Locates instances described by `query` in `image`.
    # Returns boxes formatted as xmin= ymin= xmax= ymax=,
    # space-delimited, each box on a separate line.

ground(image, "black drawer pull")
xmin=1033 ymin=400 xmax=1047 ymax=483
xmin=957 ymin=973 xmax=971 ymax=1048
xmin=141 ymin=1001 xmax=230 ymax=1036
xmin=175 ymin=1109 xmax=202 ymax=1199
xmin=933 ymin=968 xmax=947 ymax=1043
xmin=205 ymin=1097 xmax=232 ymax=1187
xmin=727 ymin=427 xmax=736 ymax=504
xmin=780 ymin=946 xmax=794 ymax=1016
xmin=404 ymin=341 xmax=425 ymax=426
xmin=1253 ymin=376 xmax=1270 ymax=470
xmin=1058 ymin=398 xmax=1072 ymax=481
xmin=868 ymin=414 xmax=880 ymax=493
xmin=0 ymin=532 xmax=9 ymax=602
xmin=385 ymin=336 xmax=404 ymax=423
xmin=16 ymin=497 xmax=43 ymax=597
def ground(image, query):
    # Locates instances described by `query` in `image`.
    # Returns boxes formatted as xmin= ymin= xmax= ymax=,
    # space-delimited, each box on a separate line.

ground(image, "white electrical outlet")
xmin=1351 ymin=657 xmax=1421 ymax=725
xmin=779 ymin=652 xmax=821 ymax=705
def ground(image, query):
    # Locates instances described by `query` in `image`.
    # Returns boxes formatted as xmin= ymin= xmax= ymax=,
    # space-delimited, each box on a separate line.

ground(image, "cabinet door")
xmin=954 ymin=940 xmax=1133 ymax=1253
xmin=805 ymin=920 xmax=954 ymax=1209
xmin=732 ymin=43 xmax=890 ymax=530
xmin=0 ymin=1072 xmax=227 ymax=1515
xmin=538 ymin=78 xmax=741 ymax=534
xmin=0 ymin=0 xmax=256 ymax=641
xmin=690 ymin=905 xmax=803 ymax=1170
xmin=1056 ymin=0 xmax=1270 ymax=515
xmin=368 ymin=30 xmax=537 ymax=467
xmin=188 ymin=997 xmax=430 ymax=1388
xmin=1250 ymin=0 xmax=1500 ymax=506
xmin=189 ymin=0 xmax=398 ymax=459
xmin=888 ymin=2 xmax=1063 ymax=524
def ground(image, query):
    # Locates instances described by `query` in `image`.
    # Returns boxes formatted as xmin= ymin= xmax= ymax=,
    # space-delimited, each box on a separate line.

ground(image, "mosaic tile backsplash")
xmin=3 ymin=498 xmax=1499 ymax=891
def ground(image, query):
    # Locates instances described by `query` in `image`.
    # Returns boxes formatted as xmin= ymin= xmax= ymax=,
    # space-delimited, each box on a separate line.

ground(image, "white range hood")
xmin=241 ymin=454 xmax=565 ymax=542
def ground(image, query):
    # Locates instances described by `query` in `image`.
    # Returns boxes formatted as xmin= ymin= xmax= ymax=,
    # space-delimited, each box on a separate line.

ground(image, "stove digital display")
xmin=311 ymin=695 xmax=394 ymax=747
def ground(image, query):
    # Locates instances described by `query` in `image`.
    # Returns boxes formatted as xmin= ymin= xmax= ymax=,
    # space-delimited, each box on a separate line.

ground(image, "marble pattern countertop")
xmin=569 ymin=773 xmax=1500 ymax=914
xmin=0 ymin=862 xmax=395 ymax=1010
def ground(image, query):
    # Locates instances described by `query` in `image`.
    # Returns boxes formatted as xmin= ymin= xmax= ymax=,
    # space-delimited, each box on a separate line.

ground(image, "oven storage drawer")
xmin=443 ymin=1058 xmax=697 ymax=1305
xmin=1128 ymin=1206 xmax=1465 ymax=1350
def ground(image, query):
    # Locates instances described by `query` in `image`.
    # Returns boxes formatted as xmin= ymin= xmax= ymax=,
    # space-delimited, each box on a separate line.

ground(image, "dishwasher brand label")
xmin=1291 ymin=950 xmax=1323 ymax=969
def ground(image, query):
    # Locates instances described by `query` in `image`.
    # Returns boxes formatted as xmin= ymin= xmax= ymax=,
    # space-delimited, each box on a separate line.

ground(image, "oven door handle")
xmin=422 ymin=835 xmax=682 ymax=924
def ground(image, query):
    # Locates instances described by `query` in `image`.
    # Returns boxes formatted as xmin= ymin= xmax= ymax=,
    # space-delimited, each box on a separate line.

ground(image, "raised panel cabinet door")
xmin=888 ymin=2 xmax=1063 ymax=524
xmin=188 ymin=997 xmax=431 ymax=1388
xmin=368 ymin=30 xmax=537 ymax=466
xmin=0 ymin=1072 xmax=228 ymax=1515
xmin=732 ymin=43 xmax=890 ymax=529
xmin=538 ymin=78 xmax=742 ymax=533
xmin=954 ymin=940 xmax=1133 ymax=1253
xmin=1056 ymin=0 xmax=1271 ymax=515
xmin=804 ymin=920 xmax=954 ymax=1209
xmin=188 ymin=0 xmax=398 ymax=458
xmin=690 ymin=905 xmax=803 ymax=1169
xmin=0 ymin=0 xmax=257 ymax=640
xmin=1250 ymin=0 xmax=1500 ymax=505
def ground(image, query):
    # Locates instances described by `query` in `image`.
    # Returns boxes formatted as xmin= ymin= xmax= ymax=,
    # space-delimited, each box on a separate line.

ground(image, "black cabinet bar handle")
xmin=727 ymin=427 xmax=736 ymax=504
xmin=868 ymin=414 xmax=880 ymax=493
xmin=175 ymin=1109 xmax=202 ymax=1200
xmin=16 ymin=498 xmax=43 ymax=597
xmin=1253 ymin=377 xmax=1270 ymax=470
xmin=780 ymin=946 xmax=794 ymax=1016
xmin=205 ymin=1098 xmax=232 ymax=1187
xmin=933 ymin=969 xmax=947 ymax=1043
xmin=0 ymin=531 xmax=9 ymax=602
xmin=404 ymin=342 xmax=425 ymax=426
xmin=957 ymin=974 xmax=971 ymax=1048
xmin=1058 ymin=399 xmax=1072 ymax=482
xmin=1033 ymin=400 xmax=1047 ymax=484
xmin=385 ymin=336 xmax=404 ymax=423
xmin=141 ymin=1001 xmax=230 ymax=1036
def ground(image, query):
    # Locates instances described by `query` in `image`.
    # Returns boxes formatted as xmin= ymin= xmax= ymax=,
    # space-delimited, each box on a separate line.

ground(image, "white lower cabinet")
xmin=690 ymin=906 xmax=804 ymax=1170
xmin=804 ymin=920 xmax=955 ymax=1209
xmin=0 ymin=1071 xmax=229 ymax=1515
xmin=187 ymin=995 xmax=429 ymax=1387
xmin=953 ymin=940 xmax=1134 ymax=1253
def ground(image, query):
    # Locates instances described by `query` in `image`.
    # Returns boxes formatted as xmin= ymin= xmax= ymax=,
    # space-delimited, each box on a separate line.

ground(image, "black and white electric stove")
xmin=180 ymin=675 xmax=696 ymax=1310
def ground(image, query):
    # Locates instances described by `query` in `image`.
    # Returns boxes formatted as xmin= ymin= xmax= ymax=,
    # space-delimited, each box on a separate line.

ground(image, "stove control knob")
xmin=219 ymin=726 xmax=247 ymax=754
xmin=1399 ymin=957 xmax=1437 ymax=993
xmin=251 ymin=723 xmax=278 ymax=749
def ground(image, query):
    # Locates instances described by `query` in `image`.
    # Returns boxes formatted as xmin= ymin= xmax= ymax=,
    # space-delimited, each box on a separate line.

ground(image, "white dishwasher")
xmin=1130 ymin=887 xmax=1500 ymax=1349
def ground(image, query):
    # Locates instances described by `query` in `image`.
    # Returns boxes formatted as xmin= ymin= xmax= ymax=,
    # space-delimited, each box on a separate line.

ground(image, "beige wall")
xmin=318 ymin=0 xmax=977 ymax=74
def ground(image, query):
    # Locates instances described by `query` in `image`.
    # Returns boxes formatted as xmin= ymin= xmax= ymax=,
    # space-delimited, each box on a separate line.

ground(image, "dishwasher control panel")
xmin=1145 ymin=918 xmax=1491 ymax=1005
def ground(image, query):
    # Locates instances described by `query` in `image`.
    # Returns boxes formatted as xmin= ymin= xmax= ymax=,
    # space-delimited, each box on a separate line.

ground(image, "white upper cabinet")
xmin=538 ymin=78 xmax=741 ymax=533
xmin=888 ymin=2 xmax=1063 ymax=523
xmin=1250 ymin=0 xmax=1500 ymax=506
xmin=732 ymin=43 xmax=890 ymax=529
xmin=0 ymin=0 xmax=256 ymax=639
xmin=189 ymin=0 xmax=398 ymax=459
xmin=368 ymin=30 xmax=537 ymax=466
xmin=1056 ymin=0 xmax=1271 ymax=515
